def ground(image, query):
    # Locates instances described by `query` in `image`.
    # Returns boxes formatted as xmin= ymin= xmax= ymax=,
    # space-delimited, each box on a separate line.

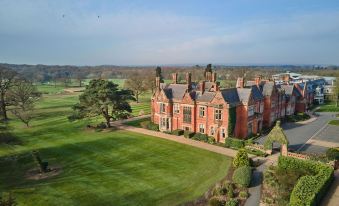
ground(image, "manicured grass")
xmin=316 ymin=101 xmax=339 ymax=112
xmin=329 ymin=120 xmax=339 ymax=126
xmin=0 ymin=89 xmax=231 ymax=206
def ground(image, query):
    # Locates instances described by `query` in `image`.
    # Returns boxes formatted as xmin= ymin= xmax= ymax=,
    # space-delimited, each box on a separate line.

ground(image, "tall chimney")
xmin=156 ymin=77 xmax=160 ymax=90
xmin=205 ymin=72 xmax=212 ymax=82
xmin=199 ymin=81 xmax=205 ymax=93
xmin=212 ymin=72 xmax=217 ymax=82
xmin=186 ymin=72 xmax=192 ymax=86
xmin=172 ymin=73 xmax=178 ymax=84
xmin=254 ymin=75 xmax=261 ymax=86
xmin=236 ymin=77 xmax=244 ymax=88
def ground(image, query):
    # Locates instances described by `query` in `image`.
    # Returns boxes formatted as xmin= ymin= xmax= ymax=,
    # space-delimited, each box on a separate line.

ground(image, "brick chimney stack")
xmin=186 ymin=72 xmax=192 ymax=86
xmin=200 ymin=81 xmax=205 ymax=93
xmin=212 ymin=72 xmax=217 ymax=82
xmin=205 ymin=72 xmax=212 ymax=82
xmin=155 ymin=77 xmax=160 ymax=90
xmin=254 ymin=75 xmax=261 ymax=86
xmin=236 ymin=77 xmax=244 ymax=88
xmin=172 ymin=73 xmax=178 ymax=84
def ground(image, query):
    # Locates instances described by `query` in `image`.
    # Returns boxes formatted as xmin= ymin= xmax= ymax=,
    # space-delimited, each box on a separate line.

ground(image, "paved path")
xmin=321 ymin=170 xmax=339 ymax=206
xmin=112 ymin=117 xmax=239 ymax=158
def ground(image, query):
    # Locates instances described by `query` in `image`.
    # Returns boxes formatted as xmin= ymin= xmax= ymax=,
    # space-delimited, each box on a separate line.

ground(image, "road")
xmin=256 ymin=112 xmax=338 ymax=153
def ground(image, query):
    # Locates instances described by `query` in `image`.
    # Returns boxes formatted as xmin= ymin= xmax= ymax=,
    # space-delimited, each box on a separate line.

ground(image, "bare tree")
xmin=124 ymin=73 xmax=147 ymax=103
xmin=0 ymin=67 xmax=17 ymax=120
xmin=6 ymin=79 xmax=41 ymax=127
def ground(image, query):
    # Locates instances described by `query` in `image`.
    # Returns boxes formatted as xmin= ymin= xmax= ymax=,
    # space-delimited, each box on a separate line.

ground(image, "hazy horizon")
xmin=1 ymin=0 xmax=339 ymax=66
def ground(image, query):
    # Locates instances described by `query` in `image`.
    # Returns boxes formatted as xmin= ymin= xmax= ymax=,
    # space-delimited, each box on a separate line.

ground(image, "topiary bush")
xmin=224 ymin=138 xmax=244 ymax=149
xmin=232 ymin=166 xmax=252 ymax=187
xmin=239 ymin=190 xmax=249 ymax=199
xmin=226 ymin=183 xmax=234 ymax=198
xmin=209 ymin=197 xmax=226 ymax=206
xmin=233 ymin=149 xmax=250 ymax=168
xmin=172 ymin=129 xmax=184 ymax=136
xmin=184 ymin=130 xmax=195 ymax=138
xmin=225 ymin=198 xmax=238 ymax=206
xmin=140 ymin=121 xmax=159 ymax=131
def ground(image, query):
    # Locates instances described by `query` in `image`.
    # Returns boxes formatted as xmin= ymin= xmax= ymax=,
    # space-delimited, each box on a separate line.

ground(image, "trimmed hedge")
xmin=278 ymin=156 xmax=334 ymax=206
xmin=192 ymin=133 xmax=209 ymax=142
xmin=224 ymin=138 xmax=245 ymax=149
xmin=209 ymin=197 xmax=225 ymax=206
xmin=326 ymin=148 xmax=339 ymax=160
xmin=184 ymin=131 xmax=195 ymax=138
xmin=140 ymin=121 xmax=159 ymax=131
xmin=233 ymin=149 xmax=250 ymax=168
xmin=232 ymin=166 xmax=252 ymax=187
xmin=172 ymin=129 xmax=184 ymax=136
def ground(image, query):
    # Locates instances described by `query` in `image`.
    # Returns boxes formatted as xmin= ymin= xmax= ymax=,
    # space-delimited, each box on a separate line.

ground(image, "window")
xmin=199 ymin=124 xmax=205 ymax=133
xmin=160 ymin=103 xmax=166 ymax=113
xmin=199 ymin=107 xmax=205 ymax=117
xmin=161 ymin=117 xmax=168 ymax=129
xmin=214 ymin=109 xmax=222 ymax=120
xmin=183 ymin=106 xmax=192 ymax=123
xmin=260 ymin=103 xmax=264 ymax=113
xmin=248 ymin=106 xmax=254 ymax=116
xmin=174 ymin=104 xmax=180 ymax=114
xmin=271 ymin=101 xmax=276 ymax=108
xmin=221 ymin=128 xmax=226 ymax=138
xmin=210 ymin=127 xmax=215 ymax=135
xmin=247 ymin=123 xmax=253 ymax=136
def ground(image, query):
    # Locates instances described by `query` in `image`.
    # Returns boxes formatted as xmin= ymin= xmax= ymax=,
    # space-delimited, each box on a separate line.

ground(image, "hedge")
xmin=192 ymin=133 xmax=209 ymax=142
xmin=278 ymin=156 xmax=334 ymax=206
xmin=232 ymin=166 xmax=252 ymax=187
xmin=233 ymin=149 xmax=250 ymax=168
xmin=172 ymin=129 xmax=184 ymax=136
xmin=224 ymin=138 xmax=245 ymax=149
xmin=326 ymin=148 xmax=339 ymax=160
xmin=140 ymin=121 xmax=159 ymax=131
xmin=184 ymin=131 xmax=195 ymax=138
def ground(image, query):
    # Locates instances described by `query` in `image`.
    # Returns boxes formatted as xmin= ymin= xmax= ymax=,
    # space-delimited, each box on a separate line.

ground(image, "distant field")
xmin=0 ymin=83 xmax=231 ymax=206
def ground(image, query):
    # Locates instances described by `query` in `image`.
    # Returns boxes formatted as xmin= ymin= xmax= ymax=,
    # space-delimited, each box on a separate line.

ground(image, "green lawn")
xmin=0 ymin=87 xmax=231 ymax=206
xmin=316 ymin=101 xmax=339 ymax=112
xmin=329 ymin=120 xmax=339 ymax=126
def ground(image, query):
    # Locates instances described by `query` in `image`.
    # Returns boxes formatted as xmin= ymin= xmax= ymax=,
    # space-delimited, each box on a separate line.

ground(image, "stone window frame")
xmin=199 ymin=106 xmax=206 ymax=117
xmin=214 ymin=109 xmax=222 ymax=120
xmin=199 ymin=124 xmax=205 ymax=133
xmin=173 ymin=103 xmax=180 ymax=114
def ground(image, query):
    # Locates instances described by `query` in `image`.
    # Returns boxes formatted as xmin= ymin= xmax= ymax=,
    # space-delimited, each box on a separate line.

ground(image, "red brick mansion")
xmin=151 ymin=71 xmax=312 ymax=143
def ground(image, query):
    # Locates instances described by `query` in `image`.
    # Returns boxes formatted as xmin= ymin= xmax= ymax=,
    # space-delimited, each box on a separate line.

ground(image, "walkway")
xmin=321 ymin=170 xmax=339 ymax=206
xmin=112 ymin=116 xmax=239 ymax=158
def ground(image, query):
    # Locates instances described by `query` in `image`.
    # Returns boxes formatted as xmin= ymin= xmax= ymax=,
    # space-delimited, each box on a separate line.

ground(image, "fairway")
xmin=0 ymin=86 xmax=231 ymax=206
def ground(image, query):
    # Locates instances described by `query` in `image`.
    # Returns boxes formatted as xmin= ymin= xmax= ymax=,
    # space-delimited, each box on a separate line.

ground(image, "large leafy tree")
xmin=69 ymin=79 xmax=135 ymax=127
xmin=124 ymin=73 xmax=147 ymax=103
xmin=6 ymin=79 xmax=41 ymax=127
xmin=0 ymin=66 xmax=17 ymax=120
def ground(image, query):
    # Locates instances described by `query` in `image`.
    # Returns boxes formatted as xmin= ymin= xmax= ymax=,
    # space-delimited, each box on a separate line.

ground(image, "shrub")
xmin=226 ymin=183 xmax=234 ymax=198
xmin=96 ymin=122 xmax=107 ymax=129
xmin=209 ymin=197 xmax=225 ymax=206
xmin=140 ymin=121 xmax=159 ymax=131
xmin=172 ymin=129 xmax=184 ymax=136
xmin=278 ymin=156 xmax=334 ymax=206
xmin=233 ymin=149 xmax=250 ymax=168
xmin=245 ymin=148 xmax=267 ymax=157
xmin=232 ymin=166 xmax=252 ymax=187
xmin=208 ymin=136 xmax=216 ymax=144
xmin=224 ymin=138 xmax=244 ymax=149
xmin=184 ymin=131 xmax=195 ymax=138
xmin=239 ymin=190 xmax=249 ymax=199
xmin=192 ymin=133 xmax=209 ymax=142
xmin=225 ymin=199 xmax=238 ymax=206
xmin=326 ymin=148 xmax=339 ymax=160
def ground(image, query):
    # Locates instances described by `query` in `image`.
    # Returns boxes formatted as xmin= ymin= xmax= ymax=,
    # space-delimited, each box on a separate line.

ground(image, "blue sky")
xmin=1 ymin=0 xmax=339 ymax=65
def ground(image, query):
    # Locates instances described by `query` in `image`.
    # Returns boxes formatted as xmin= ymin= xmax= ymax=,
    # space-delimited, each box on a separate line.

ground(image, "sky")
xmin=1 ymin=0 xmax=339 ymax=66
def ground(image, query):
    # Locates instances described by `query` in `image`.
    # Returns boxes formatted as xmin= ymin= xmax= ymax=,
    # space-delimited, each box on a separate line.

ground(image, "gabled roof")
xmin=160 ymin=83 xmax=188 ymax=100
xmin=237 ymin=88 xmax=251 ymax=102
xmin=251 ymin=85 xmax=265 ymax=101
xmin=280 ymin=85 xmax=301 ymax=97
xmin=220 ymin=88 xmax=240 ymax=105
xmin=196 ymin=91 xmax=216 ymax=102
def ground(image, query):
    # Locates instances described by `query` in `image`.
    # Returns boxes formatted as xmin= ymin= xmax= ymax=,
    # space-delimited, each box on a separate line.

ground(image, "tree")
xmin=334 ymin=74 xmax=339 ymax=107
xmin=6 ymin=79 xmax=41 ymax=127
xmin=124 ymin=73 xmax=147 ymax=103
xmin=155 ymin=66 xmax=164 ymax=83
xmin=0 ymin=67 xmax=17 ymax=120
xmin=68 ymin=79 xmax=135 ymax=127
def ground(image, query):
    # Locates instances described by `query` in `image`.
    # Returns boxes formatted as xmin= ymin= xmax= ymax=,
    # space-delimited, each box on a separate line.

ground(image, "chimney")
xmin=186 ymin=72 xmax=192 ymax=86
xmin=254 ymin=75 xmax=261 ymax=86
xmin=236 ymin=77 xmax=244 ymax=88
xmin=155 ymin=77 xmax=160 ymax=90
xmin=205 ymin=72 xmax=212 ymax=82
xmin=199 ymin=81 xmax=205 ymax=93
xmin=172 ymin=73 xmax=178 ymax=84
xmin=212 ymin=72 xmax=217 ymax=82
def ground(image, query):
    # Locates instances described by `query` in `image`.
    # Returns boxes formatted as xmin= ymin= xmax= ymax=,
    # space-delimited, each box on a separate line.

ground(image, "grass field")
xmin=0 ymin=85 xmax=231 ymax=206
xmin=316 ymin=101 xmax=339 ymax=112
